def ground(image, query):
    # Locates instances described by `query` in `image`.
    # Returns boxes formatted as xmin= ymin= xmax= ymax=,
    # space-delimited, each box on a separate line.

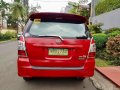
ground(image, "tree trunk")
xmin=0 ymin=13 xmax=3 ymax=30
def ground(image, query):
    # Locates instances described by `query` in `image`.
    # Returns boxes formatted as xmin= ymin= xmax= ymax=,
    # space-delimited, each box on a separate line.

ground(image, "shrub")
xmin=95 ymin=0 xmax=120 ymax=15
xmin=2 ymin=31 xmax=17 ymax=40
xmin=106 ymin=35 xmax=120 ymax=57
xmin=107 ymin=31 xmax=120 ymax=37
xmin=104 ymin=28 xmax=120 ymax=37
xmin=111 ymin=57 xmax=120 ymax=65
xmin=88 ymin=23 xmax=103 ymax=34
xmin=93 ymin=33 xmax=108 ymax=50
xmin=104 ymin=28 xmax=120 ymax=34
xmin=11 ymin=32 xmax=17 ymax=38
xmin=96 ymin=49 xmax=120 ymax=65
xmin=95 ymin=34 xmax=120 ymax=66
xmin=3 ymin=31 xmax=13 ymax=40
xmin=96 ymin=49 xmax=116 ymax=61
xmin=0 ymin=32 xmax=4 ymax=40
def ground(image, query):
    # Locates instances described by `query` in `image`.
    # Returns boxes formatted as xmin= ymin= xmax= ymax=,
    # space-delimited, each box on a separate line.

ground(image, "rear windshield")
xmin=26 ymin=20 xmax=89 ymax=39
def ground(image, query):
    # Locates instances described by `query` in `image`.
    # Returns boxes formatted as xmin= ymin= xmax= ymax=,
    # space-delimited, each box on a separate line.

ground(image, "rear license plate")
xmin=48 ymin=48 xmax=68 ymax=56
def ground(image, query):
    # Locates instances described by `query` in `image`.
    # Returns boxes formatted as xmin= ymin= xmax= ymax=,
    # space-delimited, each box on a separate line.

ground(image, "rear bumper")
xmin=17 ymin=58 xmax=95 ymax=78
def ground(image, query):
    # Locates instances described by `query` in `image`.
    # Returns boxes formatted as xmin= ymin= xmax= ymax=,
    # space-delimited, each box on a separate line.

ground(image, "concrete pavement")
xmin=90 ymin=71 xmax=120 ymax=90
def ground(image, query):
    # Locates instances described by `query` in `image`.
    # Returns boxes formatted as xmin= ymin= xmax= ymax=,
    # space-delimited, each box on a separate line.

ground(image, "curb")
xmin=90 ymin=70 xmax=120 ymax=90
xmin=95 ymin=67 xmax=120 ymax=88
xmin=89 ymin=77 xmax=103 ymax=90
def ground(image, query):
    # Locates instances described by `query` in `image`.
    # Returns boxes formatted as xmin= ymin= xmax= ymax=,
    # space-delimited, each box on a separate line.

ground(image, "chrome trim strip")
xmin=31 ymin=66 xmax=84 ymax=70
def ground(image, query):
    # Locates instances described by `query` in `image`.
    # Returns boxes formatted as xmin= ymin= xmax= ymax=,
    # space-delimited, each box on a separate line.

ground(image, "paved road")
xmin=0 ymin=41 xmax=97 ymax=90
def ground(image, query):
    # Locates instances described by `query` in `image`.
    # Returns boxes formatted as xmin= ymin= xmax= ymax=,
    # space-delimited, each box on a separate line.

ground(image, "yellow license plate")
xmin=48 ymin=48 xmax=68 ymax=56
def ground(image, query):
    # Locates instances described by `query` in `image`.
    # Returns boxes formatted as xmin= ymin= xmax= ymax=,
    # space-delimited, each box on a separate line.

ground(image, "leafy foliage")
xmin=7 ymin=15 xmax=17 ymax=29
xmin=68 ymin=1 xmax=89 ymax=17
xmin=88 ymin=23 xmax=103 ymax=34
xmin=0 ymin=31 xmax=17 ymax=40
xmin=94 ymin=28 xmax=120 ymax=65
xmin=104 ymin=28 xmax=120 ymax=34
xmin=0 ymin=0 xmax=9 ymax=28
xmin=96 ymin=49 xmax=120 ymax=65
xmin=0 ymin=0 xmax=9 ymax=10
xmin=0 ymin=32 xmax=4 ymax=40
xmin=106 ymin=35 xmax=120 ymax=57
xmin=93 ymin=33 xmax=108 ymax=50
xmin=95 ymin=0 xmax=120 ymax=15
xmin=29 ymin=4 xmax=41 ymax=13
xmin=104 ymin=28 xmax=120 ymax=37
xmin=14 ymin=0 xmax=20 ymax=2
xmin=97 ymin=35 xmax=120 ymax=65
xmin=10 ymin=2 xmax=26 ymax=20
xmin=9 ymin=2 xmax=27 ymax=31
xmin=3 ymin=31 xmax=13 ymax=40
xmin=107 ymin=31 xmax=120 ymax=38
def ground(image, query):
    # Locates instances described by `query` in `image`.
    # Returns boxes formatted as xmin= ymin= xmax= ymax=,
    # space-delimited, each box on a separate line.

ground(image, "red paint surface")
xmin=17 ymin=13 xmax=95 ymax=78
xmin=96 ymin=66 xmax=120 ymax=87
xmin=18 ymin=37 xmax=95 ymax=78
xmin=25 ymin=38 xmax=90 ymax=67
xmin=18 ymin=57 xmax=95 ymax=77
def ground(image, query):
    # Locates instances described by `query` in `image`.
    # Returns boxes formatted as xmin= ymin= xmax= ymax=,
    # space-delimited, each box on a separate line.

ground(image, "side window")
xmin=85 ymin=25 xmax=91 ymax=39
xmin=23 ymin=19 xmax=33 ymax=35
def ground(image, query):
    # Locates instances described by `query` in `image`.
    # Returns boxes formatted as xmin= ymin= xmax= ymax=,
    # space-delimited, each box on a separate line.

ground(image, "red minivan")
xmin=17 ymin=13 xmax=96 ymax=81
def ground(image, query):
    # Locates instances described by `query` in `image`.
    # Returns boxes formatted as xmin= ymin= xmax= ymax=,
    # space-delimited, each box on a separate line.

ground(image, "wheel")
xmin=76 ymin=77 xmax=85 ymax=81
xmin=23 ymin=77 xmax=32 ymax=81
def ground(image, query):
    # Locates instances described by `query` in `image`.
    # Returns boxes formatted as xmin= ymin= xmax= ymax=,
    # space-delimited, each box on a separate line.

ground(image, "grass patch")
xmin=1 ymin=29 xmax=16 ymax=34
xmin=95 ymin=58 xmax=112 ymax=67
xmin=0 ymin=38 xmax=16 ymax=43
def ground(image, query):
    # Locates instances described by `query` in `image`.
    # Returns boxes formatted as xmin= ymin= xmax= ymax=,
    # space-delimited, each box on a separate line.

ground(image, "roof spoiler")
xmin=29 ymin=12 xmax=87 ymax=23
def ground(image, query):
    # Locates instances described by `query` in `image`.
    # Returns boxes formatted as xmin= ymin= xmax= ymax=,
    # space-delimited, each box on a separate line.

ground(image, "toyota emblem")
xmin=56 ymin=39 xmax=62 ymax=44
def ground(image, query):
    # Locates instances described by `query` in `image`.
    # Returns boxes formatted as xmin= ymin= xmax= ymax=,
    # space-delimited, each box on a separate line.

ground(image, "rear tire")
xmin=23 ymin=77 xmax=32 ymax=81
xmin=76 ymin=77 xmax=85 ymax=81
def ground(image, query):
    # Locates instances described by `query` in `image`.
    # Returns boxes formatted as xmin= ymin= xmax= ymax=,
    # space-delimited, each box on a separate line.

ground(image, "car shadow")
xmin=23 ymin=78 xmax=86 ymax=90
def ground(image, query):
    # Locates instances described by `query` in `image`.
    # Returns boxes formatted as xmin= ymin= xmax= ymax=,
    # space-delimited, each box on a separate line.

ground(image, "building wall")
xmin=92 ymin=8 xmax=120 ymax=30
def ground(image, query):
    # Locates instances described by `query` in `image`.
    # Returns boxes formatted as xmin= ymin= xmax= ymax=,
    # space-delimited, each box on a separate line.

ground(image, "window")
xmin=29 ymin=21 xmax=88 ymax=38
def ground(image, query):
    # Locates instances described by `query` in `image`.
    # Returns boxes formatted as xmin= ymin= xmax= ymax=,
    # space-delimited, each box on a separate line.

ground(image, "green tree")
xmin=29 ymin=4 xmax=41 ymax=14
xmin=68 ymin=2 xmax=79 ymax=15
xmin=95 ymin=0 xmax=120 ymax=15
xmin=10 ymin=2 xmax=26 ymax=20
xmin=10 ymin=2 xmax=27 ymax=31
xmin=68 ymin=1 xmax=89 ymax=17
xmin=14 ymin=0 xmax=20 ymax=2
xmin=0 ymin=0 xmax=9 ymax=29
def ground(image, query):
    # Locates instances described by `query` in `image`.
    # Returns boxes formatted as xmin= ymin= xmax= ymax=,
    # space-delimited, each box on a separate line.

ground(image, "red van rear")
xmin=17 ymin=13 xmax=96 ymax=81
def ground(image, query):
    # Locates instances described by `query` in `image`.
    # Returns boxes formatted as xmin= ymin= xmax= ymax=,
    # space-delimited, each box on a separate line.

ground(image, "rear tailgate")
xmin=24 ymin=13 xmax=90 ymax=67
xmin=25 ymin=38 xmax=90 ymax=67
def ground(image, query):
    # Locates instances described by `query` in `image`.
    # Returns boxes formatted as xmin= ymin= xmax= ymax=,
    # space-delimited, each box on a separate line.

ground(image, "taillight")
xmin=18 ymin=35 xmax=27 ymax=57
xmin=88 ymin=38 xmax=96 ymax=58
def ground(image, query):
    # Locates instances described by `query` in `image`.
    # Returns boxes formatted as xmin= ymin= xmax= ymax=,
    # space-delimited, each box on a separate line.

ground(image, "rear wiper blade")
xmin=38 ymin=35 xmax=64 ymax=40
xmin=76 ymin=36 xmax=88 ymax=39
